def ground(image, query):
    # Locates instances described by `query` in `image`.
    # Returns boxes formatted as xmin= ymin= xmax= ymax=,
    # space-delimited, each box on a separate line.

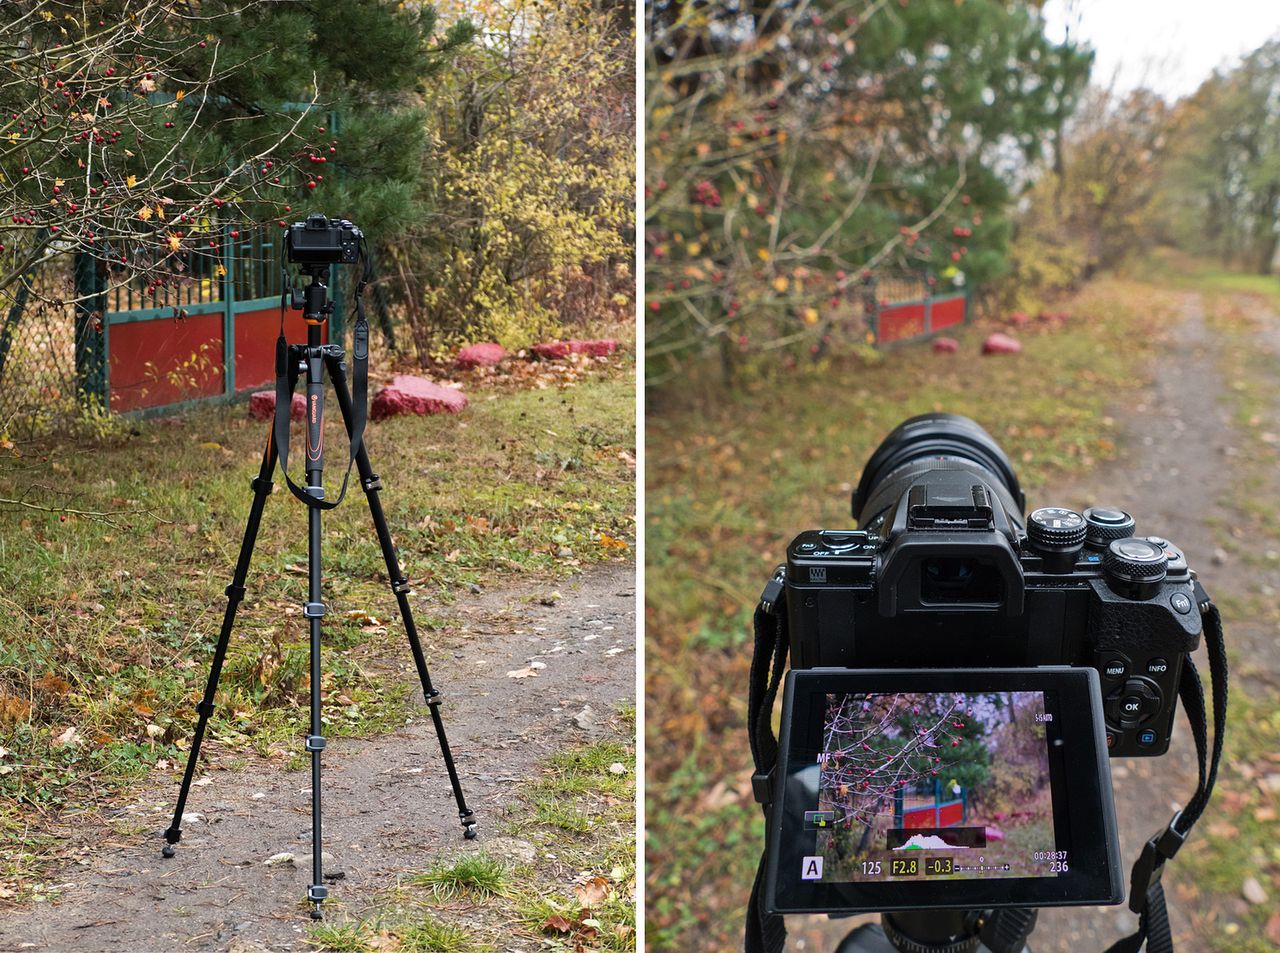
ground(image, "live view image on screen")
xmin=812 ymin=692 xmax=1060 ymax=882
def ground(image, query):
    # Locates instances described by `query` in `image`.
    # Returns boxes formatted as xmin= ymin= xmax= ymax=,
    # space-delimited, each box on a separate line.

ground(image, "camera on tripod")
xmin=286 ymin=213 xmax=363 ymax=265
xmin=750 ymin=414 xmax=1223 ymax=951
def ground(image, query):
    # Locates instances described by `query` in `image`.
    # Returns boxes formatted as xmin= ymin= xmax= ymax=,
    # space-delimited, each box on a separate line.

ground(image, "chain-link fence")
xmin=0 ymin=250 xmax=104 ymax=441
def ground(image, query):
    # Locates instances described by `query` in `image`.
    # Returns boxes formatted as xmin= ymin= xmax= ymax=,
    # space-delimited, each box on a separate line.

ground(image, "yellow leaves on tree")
xmin=409 ymin=0 xmax=634 ymax=353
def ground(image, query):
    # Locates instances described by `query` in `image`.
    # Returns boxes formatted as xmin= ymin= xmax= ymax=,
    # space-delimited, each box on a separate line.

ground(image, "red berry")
xmin=307 ymin=181 xmax=317 ymax=189
xmin=198 ymin=41 xmax=207 ymax=48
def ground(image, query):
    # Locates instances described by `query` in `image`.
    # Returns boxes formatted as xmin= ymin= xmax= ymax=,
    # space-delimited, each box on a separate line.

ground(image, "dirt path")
xmin=1034 ymin=291 xmax=1280 ymax=952
xmin=0 ymin=562 xmax=636 ymax=953
xmin=788 ymin=291 xmax=1280 ymax=953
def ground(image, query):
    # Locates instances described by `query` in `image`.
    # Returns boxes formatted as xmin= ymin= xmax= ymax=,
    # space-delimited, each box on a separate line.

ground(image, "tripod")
xmin=160 ymin=263 xmax=477 ymax=920
xmin=835 ymin=909 xmax=1036 ymax=953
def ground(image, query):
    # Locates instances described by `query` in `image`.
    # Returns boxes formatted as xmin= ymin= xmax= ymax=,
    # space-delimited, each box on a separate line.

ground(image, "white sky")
xmin=1042 ymin=0 xmax=1280 ymax=99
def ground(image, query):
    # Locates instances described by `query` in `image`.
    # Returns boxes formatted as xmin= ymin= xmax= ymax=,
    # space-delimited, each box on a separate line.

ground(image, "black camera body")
xmin=781 ymin=415 xmax=1202 ymax=758
xmin=286 ymin=213 xmax=362 ymax=265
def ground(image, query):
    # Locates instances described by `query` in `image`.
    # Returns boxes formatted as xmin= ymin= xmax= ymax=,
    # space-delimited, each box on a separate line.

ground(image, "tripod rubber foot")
xmin=161 ymin=845 xmax=176 ymax=858
xmin=310 ymin=908 xmax=323 ymax=921
xmin=463 ymin=823 xmax=478 ymax=840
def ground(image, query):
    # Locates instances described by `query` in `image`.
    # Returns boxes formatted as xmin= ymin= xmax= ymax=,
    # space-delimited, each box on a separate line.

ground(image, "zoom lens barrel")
xmin=852 ymin=414 xmax=1025 ymax=529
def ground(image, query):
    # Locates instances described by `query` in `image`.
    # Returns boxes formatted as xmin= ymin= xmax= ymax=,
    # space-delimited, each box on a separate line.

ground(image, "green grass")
xmin=1138 ymin=250 xmax=1280 ymax=312
xmin=0 ymin=364 xmax=634 ymax=895
xmin=644 ymin=275 xmax=1181 ymax=949
xmin=308 ymin=913 xmax=480 ymax=952
xmin=410 ymin=853 xmax=511 ymax=901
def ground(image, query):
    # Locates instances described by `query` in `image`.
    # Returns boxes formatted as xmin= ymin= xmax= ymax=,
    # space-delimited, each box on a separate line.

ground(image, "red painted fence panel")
xmin=878 ymin=302 xmax=927 ymax=344
xmin=233 ymin=307 xmax=324 ymax=392
xmin=108 ymin=313 xmax=224 ymax=412
xmin=931 ymin=295 xmax=966 ymax=331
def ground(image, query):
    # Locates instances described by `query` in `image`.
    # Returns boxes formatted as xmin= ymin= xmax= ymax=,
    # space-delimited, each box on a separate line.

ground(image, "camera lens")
xmin=852 ymin=413 xmax=1024 ymax=528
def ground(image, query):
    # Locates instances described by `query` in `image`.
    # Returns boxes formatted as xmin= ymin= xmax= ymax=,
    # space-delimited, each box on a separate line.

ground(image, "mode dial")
xmin=1084 ymin=506 xmax=1136 ymax=549
xmin=1028 ymin=507 xmax=1087 ymax=547
xmin=1027 ymin=507 xmax=1086 ymax=573
xmin=1103 ymin=537 xmax=1167 ymax=599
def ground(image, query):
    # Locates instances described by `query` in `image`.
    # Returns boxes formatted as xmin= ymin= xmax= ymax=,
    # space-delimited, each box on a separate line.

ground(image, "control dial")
xmin=1027 ymin=507 xmax=1086 ymax=573
xmin=1103 ymin=537 xmax=1168 ymax=599
xmin=1084 ymin=506 xmax=1136 ymax=549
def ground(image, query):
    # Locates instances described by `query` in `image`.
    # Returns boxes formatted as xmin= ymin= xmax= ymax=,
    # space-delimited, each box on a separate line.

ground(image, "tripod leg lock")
xmin=391 ymin=578 xmax=412 ymax=595
xmin=225 ymin=583 xmax=246 ymax=602
xmin=306 ymin=735 xmax=327 ymax=752
xmin=460 ymin=809 xmax=478 ymax=839
xmin=308 ymin=885 xmax=329 ymax=902
xmin=425 ymin=689 xmax=443 ymax=708
xmin=196 ymin=699 xmax=214 ymax=718
xmin=303 ymin=601 xmax=327 ymax=618
xmin=361 ymin=474 xmax=383 ymax=493
xmin=250 ymin=476 xmax=274 ymax=495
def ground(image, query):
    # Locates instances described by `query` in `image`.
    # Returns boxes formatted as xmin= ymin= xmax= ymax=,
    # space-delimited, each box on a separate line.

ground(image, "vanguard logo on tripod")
xmin=159 ymin=213 xmax=476 ymax=920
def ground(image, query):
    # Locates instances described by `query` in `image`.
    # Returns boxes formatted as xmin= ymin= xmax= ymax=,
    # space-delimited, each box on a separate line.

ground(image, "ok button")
xmin=1121 ymin=695 xmax=1143 ymax=717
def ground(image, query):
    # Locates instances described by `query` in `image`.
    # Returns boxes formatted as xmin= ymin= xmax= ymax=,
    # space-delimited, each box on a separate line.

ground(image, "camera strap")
xmin=745 ymin=572 xmax=790 ymax=953
xmin=744 ymin=579 xmax=1227 ymax=953
xmin=1103 ymin=581 xmax=1227 ymax=953
xmin=272 ymin=249 xmax=372 ymax=511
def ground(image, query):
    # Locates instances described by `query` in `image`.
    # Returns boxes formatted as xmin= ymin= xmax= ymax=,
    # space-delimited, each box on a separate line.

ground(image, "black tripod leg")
xmin=325 ymin=354 xmax=478 ymax=839
xmin=162 ymin=431 xmax=277 ymax=857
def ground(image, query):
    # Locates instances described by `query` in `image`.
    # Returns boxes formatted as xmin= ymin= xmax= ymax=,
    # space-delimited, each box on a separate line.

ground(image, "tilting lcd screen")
xmin=809 ymin=691 xmax=1063 ymax=883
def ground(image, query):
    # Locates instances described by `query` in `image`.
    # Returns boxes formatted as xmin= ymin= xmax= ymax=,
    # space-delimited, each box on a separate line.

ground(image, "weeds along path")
xmin=0 ymin=563 xmax=636 ymax=952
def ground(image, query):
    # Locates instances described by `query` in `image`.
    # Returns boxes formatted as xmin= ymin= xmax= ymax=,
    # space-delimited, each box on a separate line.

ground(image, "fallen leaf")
xmin=541 ymin=915 xmax=573 ymax=934
xmin=53 ymin=726 xmax=79 ymax=747
xmin=574 ymin=876 xmax=610 ymax=907
xmin=506 ymin=665 xmax=541 ymax=679
xmin=1265 ymin=911 xmax=1280 ymax=946
xmin=367 ymin=930 xmax=400 ymax=951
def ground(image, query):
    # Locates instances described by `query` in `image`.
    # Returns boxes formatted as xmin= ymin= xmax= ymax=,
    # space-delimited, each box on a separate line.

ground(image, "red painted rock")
xmin=982 ymin=332 xmax=1023 ymax=355
xmin=455 ymin=342 xmax=506 ymax=369
xmin=932 ymin=337 xmax=959 ymax=353
xmin=248 ymin=390 xmax=305 ymax=421
xmin=531 ymin=341 xmax=572 ymax=359
xmin=569 ymin=338 xmax=619 ymax=357
xmin=370 ymin=375 xmax=467 ymax=420
xmin=1009 ymin=311 xmax=1031 ymax=327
